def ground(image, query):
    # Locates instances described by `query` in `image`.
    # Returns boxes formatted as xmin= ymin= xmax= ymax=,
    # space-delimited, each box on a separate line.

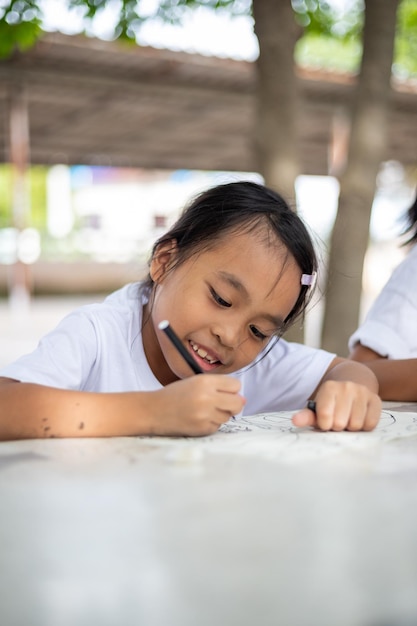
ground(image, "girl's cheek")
xmin=237 ymin=343 xmax=260 ymax=366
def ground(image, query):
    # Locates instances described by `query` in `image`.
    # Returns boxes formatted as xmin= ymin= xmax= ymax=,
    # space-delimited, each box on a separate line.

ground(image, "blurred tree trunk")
xmin=252 ymin=0 xmax=300 ymax=200
xmin=252 ymin=0 xmax=305 ymax=343
xmin=321 ymin=0 xmax=400 ymax=356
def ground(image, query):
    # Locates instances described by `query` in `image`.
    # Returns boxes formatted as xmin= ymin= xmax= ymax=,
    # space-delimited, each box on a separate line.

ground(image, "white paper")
xmin=141 ymin=410 xmax=417 ymax=465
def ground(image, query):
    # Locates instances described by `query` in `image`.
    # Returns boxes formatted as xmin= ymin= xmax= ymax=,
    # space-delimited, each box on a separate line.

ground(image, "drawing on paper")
xmin=206 ymin=410 xmax=417 ymax=461
xmin=141 ymin=410 xmax=417 ymax=464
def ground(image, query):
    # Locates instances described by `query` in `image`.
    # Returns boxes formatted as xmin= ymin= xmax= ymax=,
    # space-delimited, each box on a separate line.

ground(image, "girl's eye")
xmin=210 ymin=288 xmax=231 ymax=308
xmin=250 ymin=325 xmax=268 ymax=341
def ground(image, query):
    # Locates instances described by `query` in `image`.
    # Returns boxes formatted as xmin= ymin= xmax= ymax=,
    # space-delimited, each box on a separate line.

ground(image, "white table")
xmin=1 ymin=403 xmax=417 ymax=626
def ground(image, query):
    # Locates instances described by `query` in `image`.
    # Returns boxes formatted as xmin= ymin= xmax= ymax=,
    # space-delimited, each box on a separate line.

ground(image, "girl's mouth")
xmin=189 ymin=340 xmax=220 ymax=367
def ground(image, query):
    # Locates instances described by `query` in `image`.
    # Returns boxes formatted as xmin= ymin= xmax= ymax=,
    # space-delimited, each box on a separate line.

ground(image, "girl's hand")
xmin=291 ymin=381 xmax=382 ymax=432
xmin=148 ymin=375 xmax=245 ymax=437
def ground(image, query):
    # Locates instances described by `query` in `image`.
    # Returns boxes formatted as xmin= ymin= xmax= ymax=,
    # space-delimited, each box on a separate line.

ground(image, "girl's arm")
xmin=0 ymin=375 xmax=245 ymax=441
xmin=292 ymin=357 xmax=381 ymax=431
xmin=350 ymin=343 xmax=417 ymax=401
xmin=361 ymin=359 xmax=417 ymax=402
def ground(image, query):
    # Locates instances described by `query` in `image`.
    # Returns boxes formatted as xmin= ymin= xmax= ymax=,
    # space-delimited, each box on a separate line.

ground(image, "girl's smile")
xmin=142 ymin=229 xmax=302 ymax=385
xmin=189 ymin=339 xmax=222 ymax=369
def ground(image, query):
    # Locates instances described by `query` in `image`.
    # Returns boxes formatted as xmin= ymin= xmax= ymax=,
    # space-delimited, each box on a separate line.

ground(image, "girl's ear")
xmin=150 ymin=239 xmax=178 ymax=283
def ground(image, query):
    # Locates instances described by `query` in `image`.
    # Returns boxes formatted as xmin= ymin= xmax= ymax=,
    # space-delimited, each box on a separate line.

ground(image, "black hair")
xmin=401 ymin=191 xmax=417 ymax=246
xmin=143 ymin=180 xmax=317 ymax=332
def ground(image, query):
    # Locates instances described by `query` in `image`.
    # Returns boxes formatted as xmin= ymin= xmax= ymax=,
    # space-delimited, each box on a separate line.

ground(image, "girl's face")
xmin=143 ymin=229 xmax=303 ymax=385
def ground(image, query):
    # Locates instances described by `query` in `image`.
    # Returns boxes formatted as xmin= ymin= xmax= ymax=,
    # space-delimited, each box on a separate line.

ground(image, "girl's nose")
xmin=212 ymin=322 xmax=242 ymax=349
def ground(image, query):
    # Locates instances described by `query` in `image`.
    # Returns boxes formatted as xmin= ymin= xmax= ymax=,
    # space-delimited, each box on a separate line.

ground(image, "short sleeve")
xmin=0 ymin=310 xmax=98 ymax=390
xmin=348 ymin=248 xmax=417 ymax=358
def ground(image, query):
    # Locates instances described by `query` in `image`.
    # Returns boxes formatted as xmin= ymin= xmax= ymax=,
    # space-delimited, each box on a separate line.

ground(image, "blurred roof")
xmin=0 ymin=32 xmax=416 ymax=175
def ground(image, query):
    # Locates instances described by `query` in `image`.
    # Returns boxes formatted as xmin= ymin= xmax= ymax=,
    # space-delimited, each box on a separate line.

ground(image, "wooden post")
xmin=8 ymin=80 xmax=32 ymax=308
xmin=329 ymin=108 xmax=350 ymax=177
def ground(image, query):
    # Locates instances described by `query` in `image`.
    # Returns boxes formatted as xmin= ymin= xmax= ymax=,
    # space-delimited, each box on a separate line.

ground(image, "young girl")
xmin=0 ymin=181 xmax=380 ymax=440
xmin=349 ymin=191 xmax=417 ymax=400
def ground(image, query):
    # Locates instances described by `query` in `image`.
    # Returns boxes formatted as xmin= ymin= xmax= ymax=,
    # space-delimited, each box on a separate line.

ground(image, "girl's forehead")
xmin=203 ymin=232 xmax=300 ymax=285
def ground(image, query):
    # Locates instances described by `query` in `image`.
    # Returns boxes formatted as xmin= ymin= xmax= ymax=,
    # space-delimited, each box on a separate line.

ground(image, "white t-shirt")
xmin=349 ymin=245 xmax=417 ymax=359
xmin=0 ymin=282 xmax=336 ymax=415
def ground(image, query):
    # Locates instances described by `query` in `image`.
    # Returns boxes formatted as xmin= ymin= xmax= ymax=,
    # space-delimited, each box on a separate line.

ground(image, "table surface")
xmin=1 ymin=402 xmax=417 ymax=626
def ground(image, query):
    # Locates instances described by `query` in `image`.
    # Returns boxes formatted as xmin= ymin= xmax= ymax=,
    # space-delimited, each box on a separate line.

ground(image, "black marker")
xmin=158 ymin=320 xmax=203 ymax=375
xmin=307 ymin=400 xmax=317 ymax=413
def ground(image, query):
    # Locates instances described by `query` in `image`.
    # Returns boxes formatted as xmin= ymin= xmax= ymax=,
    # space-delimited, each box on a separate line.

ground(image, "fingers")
xmin=194 ymin=374 xmax=244 ymax=418
xmin=291 ymin=408 xmax=316 ymax=429
xmin=210 ymin=374 xmax=242 ymax=394
xmin=347 ymin=391 xmax=381 ymax=431
xmin=292 ymin=382 xmax=382 ymax=432
xmin=158 ymin=374 xmax=245 ymax=437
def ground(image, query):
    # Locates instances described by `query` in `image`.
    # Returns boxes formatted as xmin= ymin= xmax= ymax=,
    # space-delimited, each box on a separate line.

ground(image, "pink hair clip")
xmin=301 ymin=272 xmax=317 ymax=288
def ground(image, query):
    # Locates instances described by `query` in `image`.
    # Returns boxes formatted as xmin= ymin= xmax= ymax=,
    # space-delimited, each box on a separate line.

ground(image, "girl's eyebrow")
xmin=217 ymin=271 xmax=285 ymax=328
xmin=218 ymin=270 xmax=247 ymax=294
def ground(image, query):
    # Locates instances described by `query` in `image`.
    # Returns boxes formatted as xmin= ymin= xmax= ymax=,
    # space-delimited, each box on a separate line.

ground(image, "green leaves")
xmin=292 ymin=0 xmax=364 ymax=41
xmin=0 ymin=0 xmax=42 ymax=57
xmin=0 ymin=0 xmax=416 ymax=77
xmin=396 ymin=0 xmax=417 ymax=76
